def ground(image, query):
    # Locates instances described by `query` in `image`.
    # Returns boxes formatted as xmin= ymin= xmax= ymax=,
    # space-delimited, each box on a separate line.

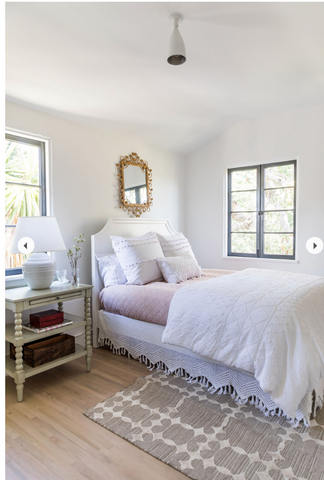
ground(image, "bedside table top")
xmin=5 ymin=283 xmax=93 ymax=303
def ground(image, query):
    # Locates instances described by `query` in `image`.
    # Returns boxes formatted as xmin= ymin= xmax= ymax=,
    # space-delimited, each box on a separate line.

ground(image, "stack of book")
xmin=23 ymin=309 xmax=73 ymax=333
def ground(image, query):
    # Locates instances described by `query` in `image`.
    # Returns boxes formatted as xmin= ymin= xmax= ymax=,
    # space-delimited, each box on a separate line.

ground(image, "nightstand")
xmin=5 ymin=283 xmax=93 ymax=402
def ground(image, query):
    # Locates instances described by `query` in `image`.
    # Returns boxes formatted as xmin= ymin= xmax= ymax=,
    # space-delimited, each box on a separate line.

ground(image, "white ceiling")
xmin=6 ymin=2 xmax=324 ymax=155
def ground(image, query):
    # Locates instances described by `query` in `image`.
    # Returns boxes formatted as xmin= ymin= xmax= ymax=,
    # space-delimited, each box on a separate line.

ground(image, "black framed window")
xmin=5 ymin=133 xmax=47 ymax=276
xmin=228 ymin=160 xmax=296 ymax=259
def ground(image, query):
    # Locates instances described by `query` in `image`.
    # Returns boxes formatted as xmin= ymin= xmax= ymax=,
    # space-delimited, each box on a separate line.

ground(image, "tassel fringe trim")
xmin=98 ymin=335 xmax=320 ymax=427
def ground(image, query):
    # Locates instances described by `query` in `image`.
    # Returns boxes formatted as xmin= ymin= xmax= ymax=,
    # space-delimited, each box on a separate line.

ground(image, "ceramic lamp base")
xmin=23 ymin=253 xmax=56 ymax=290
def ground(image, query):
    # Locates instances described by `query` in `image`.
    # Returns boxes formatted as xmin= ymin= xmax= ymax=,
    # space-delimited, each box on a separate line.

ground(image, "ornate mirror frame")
xmin=117 ymin=152 xmax=153 ymax=218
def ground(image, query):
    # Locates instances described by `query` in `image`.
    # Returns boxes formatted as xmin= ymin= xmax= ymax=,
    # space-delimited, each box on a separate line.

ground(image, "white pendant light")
xmin=167 ymin=13 xmax=186 ymax=66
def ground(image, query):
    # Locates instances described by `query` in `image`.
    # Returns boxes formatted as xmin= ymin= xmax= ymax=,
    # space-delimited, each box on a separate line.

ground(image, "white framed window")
xmin=227 ymin=160 xmax=297 ymax=260
xmin=5 ymin=131 xmax=50 ymax=277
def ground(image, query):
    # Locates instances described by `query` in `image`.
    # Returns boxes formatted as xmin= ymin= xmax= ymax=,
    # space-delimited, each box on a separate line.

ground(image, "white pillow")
xmin=155 ymin=232 xmax=196 ymax=259
xmin=111 ymin=232 xmax=164 ymax=285
xmin=156 ymin=254 xmax=202 ymax=283
xmin=96 ymin=253 xmax=127 ymax=287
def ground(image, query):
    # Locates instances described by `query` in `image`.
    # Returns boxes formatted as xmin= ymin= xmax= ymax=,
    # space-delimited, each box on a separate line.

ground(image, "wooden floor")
xmin=6 ymin=347 xmax=188 ymax=480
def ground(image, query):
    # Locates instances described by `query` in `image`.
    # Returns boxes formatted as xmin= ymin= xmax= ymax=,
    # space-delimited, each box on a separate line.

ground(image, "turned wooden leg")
xmin=14 ymin=312 xmax=25 ymax=402
xmin=84 ymin=297 xmax=92 ymax=372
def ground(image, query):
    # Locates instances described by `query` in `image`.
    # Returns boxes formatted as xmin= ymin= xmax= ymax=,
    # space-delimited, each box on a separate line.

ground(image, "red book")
xmin=30 ymin=309 xmax=64 ymax=328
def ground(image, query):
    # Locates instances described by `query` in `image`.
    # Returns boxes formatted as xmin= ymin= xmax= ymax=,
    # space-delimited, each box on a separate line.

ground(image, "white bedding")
xmin=162 ymin=268 xmax=324 ymax=420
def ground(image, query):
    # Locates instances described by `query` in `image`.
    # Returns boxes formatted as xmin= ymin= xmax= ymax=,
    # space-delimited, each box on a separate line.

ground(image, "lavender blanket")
xmin=99 ymin=269 xmax=236 ymax=326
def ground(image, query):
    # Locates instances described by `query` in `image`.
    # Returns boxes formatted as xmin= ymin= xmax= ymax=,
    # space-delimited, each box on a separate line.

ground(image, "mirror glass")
xmin=124 ymin=165 xmax=147 ymax=205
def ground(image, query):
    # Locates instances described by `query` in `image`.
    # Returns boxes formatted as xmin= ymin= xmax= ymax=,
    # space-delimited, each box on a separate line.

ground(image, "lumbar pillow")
xmin=111 ymin=232 xmax=164 ymax=285
xmin=96 ymin=253 xmax=127 ymax=288
xmin=157 ymin=254 xmax=202 ymax=284
xmin=155 ymin=232 xmax=196 ymax=259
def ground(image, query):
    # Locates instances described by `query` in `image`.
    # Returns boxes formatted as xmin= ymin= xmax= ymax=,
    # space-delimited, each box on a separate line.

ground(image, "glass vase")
xmin=71 ymin=267 xmax=80 ymax=287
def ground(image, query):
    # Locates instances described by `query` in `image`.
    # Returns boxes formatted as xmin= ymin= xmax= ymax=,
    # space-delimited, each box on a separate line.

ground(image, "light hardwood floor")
xmin=6 ymin=347 xmax=188 ymax=480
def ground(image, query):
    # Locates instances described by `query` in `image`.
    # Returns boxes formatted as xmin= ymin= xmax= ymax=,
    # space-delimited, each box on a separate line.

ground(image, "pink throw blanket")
xmin=99 ymin=269 xmax=236 ymax=326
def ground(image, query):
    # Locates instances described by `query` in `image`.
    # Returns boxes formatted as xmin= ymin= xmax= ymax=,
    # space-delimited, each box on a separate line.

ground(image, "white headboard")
xmin=91 ymin=218 xmax=177 ymax=347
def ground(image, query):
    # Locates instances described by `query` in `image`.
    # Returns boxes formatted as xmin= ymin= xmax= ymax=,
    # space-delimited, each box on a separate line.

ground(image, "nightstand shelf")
xmin=5 ymin=283 xmax=93 ymax=402
xmin=5 ymin=344 xmax=86 ymax=379
xmin=5 ymin=313 xmax=86 ymax=345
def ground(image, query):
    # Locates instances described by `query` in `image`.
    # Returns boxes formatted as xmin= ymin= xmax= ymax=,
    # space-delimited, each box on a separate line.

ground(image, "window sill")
xmin=222 ymin=256 xmax=300 ymax=264
xmin=5 ymin=274 xmax=27 ymax=289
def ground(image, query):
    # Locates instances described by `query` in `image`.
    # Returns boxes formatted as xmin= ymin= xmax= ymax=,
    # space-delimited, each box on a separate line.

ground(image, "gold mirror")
xmin=117 ymin=152 xmax=153 ymax=217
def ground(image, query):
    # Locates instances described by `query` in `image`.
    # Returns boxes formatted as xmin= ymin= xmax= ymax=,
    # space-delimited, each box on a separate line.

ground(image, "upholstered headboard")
xmin=91 ymin=218 xmax=177 ymax=347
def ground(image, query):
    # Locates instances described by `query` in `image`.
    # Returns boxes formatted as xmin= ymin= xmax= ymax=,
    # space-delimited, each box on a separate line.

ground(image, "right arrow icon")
xmin=306 ymin=237 xmax=323 ymax=254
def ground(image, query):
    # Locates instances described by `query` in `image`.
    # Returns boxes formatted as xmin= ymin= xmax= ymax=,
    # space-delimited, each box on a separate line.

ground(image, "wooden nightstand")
xmin=5 ymin=283 xmax=93 ymax=402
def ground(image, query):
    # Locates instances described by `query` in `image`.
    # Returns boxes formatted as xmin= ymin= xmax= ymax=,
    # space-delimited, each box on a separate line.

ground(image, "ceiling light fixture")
xmin=167 ymin=12 xmax=186 ymax=66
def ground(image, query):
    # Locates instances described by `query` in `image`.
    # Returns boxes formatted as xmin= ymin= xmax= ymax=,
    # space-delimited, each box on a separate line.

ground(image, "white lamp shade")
xmin=10 ymin=216 xmax=66 ymax=254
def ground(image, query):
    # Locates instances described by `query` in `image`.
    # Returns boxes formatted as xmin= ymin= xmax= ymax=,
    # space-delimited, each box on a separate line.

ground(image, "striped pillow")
xmin=111 ymin=232 xmax=164 ymax=285
xmin=155 ymin=232 xmax=196 ymax=259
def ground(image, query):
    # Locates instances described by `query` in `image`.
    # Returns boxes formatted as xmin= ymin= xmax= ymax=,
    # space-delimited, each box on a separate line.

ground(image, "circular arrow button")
xmin=306 ymin=237 xmax=323 ymax=255
xmin=17 ymin=237 xmax=35 ymax=254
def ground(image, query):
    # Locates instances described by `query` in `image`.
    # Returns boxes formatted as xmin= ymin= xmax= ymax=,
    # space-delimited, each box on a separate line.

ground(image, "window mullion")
xmin=260 ymin=164 xmax=266 ymax=258
xmin=227 ymin=170 xmax=232 ymax=255
xmin=40 ymin=141 xmax=46 ymax=216
xmin=5 ymin=181 xmax=42 ymax=188
xmin=257 ymin=165 xmax=262 ymax=258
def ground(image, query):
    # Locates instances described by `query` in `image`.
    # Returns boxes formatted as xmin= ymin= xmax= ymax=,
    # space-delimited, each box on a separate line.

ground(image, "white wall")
xmin=5 ymin=100 xmax=185 ymax=330
xmin=185 ymin=104 xmax=324 ymax=276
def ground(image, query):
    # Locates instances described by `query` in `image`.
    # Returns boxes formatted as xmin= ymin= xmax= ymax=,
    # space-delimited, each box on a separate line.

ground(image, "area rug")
xmin=84 ymin=373 xmax=324 ymax=480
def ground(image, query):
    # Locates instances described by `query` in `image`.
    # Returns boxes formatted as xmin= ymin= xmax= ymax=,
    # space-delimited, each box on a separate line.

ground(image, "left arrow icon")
xmin=18 ymin=237 xmax=35 ymax=254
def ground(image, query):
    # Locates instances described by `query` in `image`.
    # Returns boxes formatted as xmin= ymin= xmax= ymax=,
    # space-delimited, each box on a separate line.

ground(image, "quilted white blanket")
xmin=162 ymin=268 xmax=324 ymax=421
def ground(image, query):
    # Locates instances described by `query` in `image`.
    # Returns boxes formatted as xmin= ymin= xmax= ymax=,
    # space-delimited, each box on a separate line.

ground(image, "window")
xmin=5 ymin=133 xmax=47 ymax=276
xmin=228 ymin=160 xmax=296 ymax=259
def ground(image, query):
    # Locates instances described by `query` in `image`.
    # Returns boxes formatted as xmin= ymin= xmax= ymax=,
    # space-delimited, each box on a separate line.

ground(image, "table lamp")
xmin=10 ymin=216 xmax=66 ymax=290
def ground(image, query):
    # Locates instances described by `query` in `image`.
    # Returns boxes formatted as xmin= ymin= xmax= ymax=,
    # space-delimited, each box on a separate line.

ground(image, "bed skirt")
xmin=98 ymin=310 xmax=322 ymax=426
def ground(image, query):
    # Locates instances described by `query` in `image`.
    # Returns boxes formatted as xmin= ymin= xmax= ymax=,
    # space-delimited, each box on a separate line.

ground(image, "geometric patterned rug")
xmin=84 ymin=372 xmax=324 ymax=480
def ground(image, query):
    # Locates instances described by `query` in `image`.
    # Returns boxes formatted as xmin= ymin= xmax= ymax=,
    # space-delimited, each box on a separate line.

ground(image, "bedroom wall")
xmin=185 ymin=104 xmax=324 ymax=276
xmin=5 ymin=100 xmax=186 ymax=335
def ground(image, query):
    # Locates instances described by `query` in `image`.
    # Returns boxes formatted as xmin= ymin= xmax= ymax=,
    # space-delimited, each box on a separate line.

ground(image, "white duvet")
xmin=162 ymin=268 xmax=324 ymax=421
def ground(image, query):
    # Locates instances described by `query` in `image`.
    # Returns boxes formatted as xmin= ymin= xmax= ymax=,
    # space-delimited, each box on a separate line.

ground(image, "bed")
xmin=91 ymin=217 xmax=324 ymax=426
